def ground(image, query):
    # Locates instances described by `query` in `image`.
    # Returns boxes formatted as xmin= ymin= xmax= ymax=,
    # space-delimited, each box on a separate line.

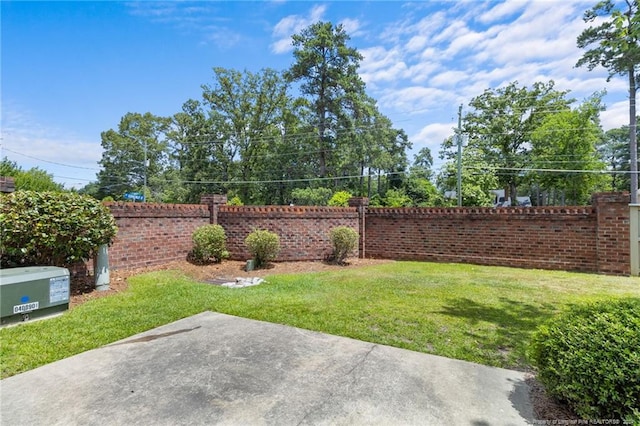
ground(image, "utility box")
xmin=0 ymin=266 xmax=70 ymax=326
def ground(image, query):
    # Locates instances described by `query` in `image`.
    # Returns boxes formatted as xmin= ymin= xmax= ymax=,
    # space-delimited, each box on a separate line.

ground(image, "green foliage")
xmin=328 ymin=226 xmax=358 ymax=264
xmin=97 ymin=112 xmax=170 ymax=200
xmin=454 ymin=81 xmax=572 ymax=203
xmin=291 ymin=187 xmax=332 ymax=205
xmin=577 ymin=0 xmax=639 ymax=201
xmin=244 ymin=229 xmax=280 ymax=268
xmin=529 ymin=298 xmax=640 ymax=422
xmin=227 ymin=195 xmax=244 ymax=206
xmin=0 ymin=158 xmax=65 ymax=192
xmin=0 ymin=191 xmax=118 ymax=267
xmin=190 ymin=225 xmax=229 ymax=264
xmin=530 ymin=95 xmax=608 ymax=205
xmin=383 ymin=188 xmax=412 ymax=207
xmin=437 ymin=147 xmax=498 ymax=207
xmin=328 ymin=191 xmax=352 ymax=207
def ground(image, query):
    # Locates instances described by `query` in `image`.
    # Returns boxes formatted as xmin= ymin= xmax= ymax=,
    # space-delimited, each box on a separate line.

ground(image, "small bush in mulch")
xmin=327 ymin=226 xmax=358 ymax=265
xmin=189 ymin=224 xmax=229 ymax=265
xmin=245 ymin=229 xmax=280 ymax=269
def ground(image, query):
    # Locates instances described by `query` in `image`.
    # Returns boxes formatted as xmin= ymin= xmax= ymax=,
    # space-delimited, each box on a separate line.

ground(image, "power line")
xmin=2 ymin=147 xmax=100 ymax=170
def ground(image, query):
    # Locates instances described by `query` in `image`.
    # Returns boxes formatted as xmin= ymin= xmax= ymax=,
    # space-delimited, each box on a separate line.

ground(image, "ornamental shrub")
xmin=190 ymin=225 xmax=229 ymax=264
xmin=244 ymin=229 xmax=280 ymax=268
xmin=529 ymin=298 xmax=640 ymax=422
xmin=328 ymin=191 xmax=352 ymax=207
xmin=290 ymin=187 xmax=332 ymax=206
xmin=0 ymin=191 xmax=118 ymax=267
xmin=329 ymin=226 xmax=358 ymax=264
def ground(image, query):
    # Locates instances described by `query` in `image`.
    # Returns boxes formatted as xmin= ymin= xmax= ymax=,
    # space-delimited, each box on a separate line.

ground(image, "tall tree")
xmin=97 ymin=112 xmax=170 ymax=200
xmin=459 ymin=81 xmax=572 ymax=204
xmin=201 ymin=67 xmax=291 ymax=202
xmin=437 ymin=146 xmax=498 ymax=207
xmin=599 ymin=122 xmax=640 ymax=191
xmin=286 ymin=21 xmax=366 ymax=178
xmin=529 ymin=96 xmax=609 ymax=205
xmin=577 ymin=0 xmax=640 ymax=201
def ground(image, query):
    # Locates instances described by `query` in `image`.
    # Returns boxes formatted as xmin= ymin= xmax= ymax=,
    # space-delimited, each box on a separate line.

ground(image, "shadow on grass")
xmin=438 ymin=297 xmax=557 ymax=368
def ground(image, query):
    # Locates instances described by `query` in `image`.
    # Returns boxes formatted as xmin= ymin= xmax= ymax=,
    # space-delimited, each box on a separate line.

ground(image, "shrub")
xmin=529 ymin=298 xmax=640 ymax=422
xmin=244 ymin=229 xmax=280 ymax=268
xmin=190 ymin=225 xmax=229 ymax=264
xmin=328 ymin=191 xmax=352 ymax=207
xmin=290 ymin=187 xmax=332 ymax=206
xmin=227 ymin=195 xmax=243 ymax=206
xmin=329 ymin=226 xmax=358 ymax=264
xmin=0 ymin=191 xmax=118 ymax=267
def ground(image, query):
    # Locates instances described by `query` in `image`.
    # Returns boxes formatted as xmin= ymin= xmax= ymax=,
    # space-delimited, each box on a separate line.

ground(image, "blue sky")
xmin=1 ymin=0 xmax=630 ymax=189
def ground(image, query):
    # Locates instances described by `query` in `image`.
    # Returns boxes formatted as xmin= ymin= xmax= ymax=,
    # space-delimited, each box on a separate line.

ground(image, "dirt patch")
xmin=526 ymin=374 xmax=579 ymax=421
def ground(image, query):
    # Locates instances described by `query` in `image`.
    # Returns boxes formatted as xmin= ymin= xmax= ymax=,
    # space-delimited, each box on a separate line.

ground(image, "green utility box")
xmin=0 ymin=266 xmax=70 ymax=326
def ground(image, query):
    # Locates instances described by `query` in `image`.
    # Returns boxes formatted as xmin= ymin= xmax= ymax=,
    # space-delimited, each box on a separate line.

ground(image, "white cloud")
xmin=378 ymin=86 xmax=458 ymax=114
xmin=339 ymin=18 xmax=361 ymax=36
xmin=477 ymin=1 xmax=529 ymax=24
xmin=411 ymin=122 xmax=456 ymax=153
xmin=270 ymin=4 xmax=327 ymax=53
xmin=600 ymin=100 xmax=630 ymax=130
xmin=406 ymin=35 xmax=428 ymax=53
xmin=1 ymin=104 xmax=101 ymax=189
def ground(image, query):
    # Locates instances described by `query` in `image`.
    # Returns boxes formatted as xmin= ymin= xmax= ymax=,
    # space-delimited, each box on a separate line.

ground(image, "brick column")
xmin=0 ymin=176 xmax=15 ymax=193
xmin=592 ymin=192 xmax=630 ymax=275
xmin=348 ymin=197 xmax=369 ymax=258
xmin=200 ymin=194 xmax=228 ymax=225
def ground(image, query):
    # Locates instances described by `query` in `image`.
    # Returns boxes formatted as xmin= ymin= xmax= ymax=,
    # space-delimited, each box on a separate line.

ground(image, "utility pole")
xmin=143 ymin=142 xmax=148 ymax=202
xmin=456 ymin=104 xmax=463 ymax=207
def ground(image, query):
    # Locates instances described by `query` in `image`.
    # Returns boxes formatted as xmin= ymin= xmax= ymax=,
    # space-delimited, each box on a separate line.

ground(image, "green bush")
xmin=328 ymin=191 xmax=353 ymax=207
xmin=529 ymin=298 xmax=640 ymax=422
xmin=190 ymin=225 xmax=229 ymax=264
xmin=227 ymin=195 xmax=243 ymax=206
xmin=0 ymin=191 xmax=118 ymax=267
xmin=244 ymin=229 xmax=280 ymax=268
xmin=329 ymin=226 xmax=358 ymax=264
xmin=290 ymin=187 xmax=332 ymax=206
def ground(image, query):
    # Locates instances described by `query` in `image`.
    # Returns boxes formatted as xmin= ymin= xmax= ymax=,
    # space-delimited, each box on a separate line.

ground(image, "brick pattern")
xmin=365 ymin=196 xmax=629 ymax=274
xmin=105 ymin=202 xmax=210 ymax=270
xmin=218 ymin=206 xmax=359 ymax=261
xmin=96 ymin=193 xmax=630 ymax=276
xmin=0 ymin=176 xmax=15 ymax=193
xmin=593 ymin=193 xmax=630 ymax=275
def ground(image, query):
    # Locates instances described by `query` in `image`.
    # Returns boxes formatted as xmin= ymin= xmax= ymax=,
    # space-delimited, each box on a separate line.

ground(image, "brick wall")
xmin=593 ymin=193 xmax=630 ymax=275
xmin=365 ymin=192 xmax=630 ymax=274
xmin=105 ymin=202 xmax=210 ymax=270
xmin=217 ymin=205 xmax=359 ymax=261
xmin=98 ymin=192 xmax=630 ymax=276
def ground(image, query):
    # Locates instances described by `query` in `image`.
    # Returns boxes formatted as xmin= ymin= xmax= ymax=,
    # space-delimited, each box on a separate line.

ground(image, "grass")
xmin=1 ymin=261 xmax=639 ymax=379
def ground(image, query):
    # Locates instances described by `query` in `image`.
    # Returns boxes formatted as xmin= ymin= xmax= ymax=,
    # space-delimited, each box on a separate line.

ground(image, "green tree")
xmin=201 ymin=67 xmax=291 ymax=203
xmin=437 ymin=146 xmax=499 ymax=207
xmin=97 ymin=112 xmax=170 ymax=200
xmin=598 ymin=123 xmax=639 ymax=191
xmin=168 ymin=99 xmax=225 ymax=203
xmin=456 ymin=81 xmax=572 ymax=204
xmin=286 ymin=21 xmax=366 ymax=179
xmin=0 ymin=158 xmax=65 ymax=192
xmin=577 ymin=0 xmax=640 ymax=201
xmin=530 ymin=96 xmax=609 ymax=205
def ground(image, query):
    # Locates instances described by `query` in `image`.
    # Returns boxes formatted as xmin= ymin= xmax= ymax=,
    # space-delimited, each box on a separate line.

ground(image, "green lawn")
xmin=2 ymin=261 xmax=639 ymax=379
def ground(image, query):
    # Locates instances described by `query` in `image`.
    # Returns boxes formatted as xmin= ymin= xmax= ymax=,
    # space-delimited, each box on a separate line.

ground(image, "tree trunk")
xmin=629 ymin=67 xmax=638 ymax=203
